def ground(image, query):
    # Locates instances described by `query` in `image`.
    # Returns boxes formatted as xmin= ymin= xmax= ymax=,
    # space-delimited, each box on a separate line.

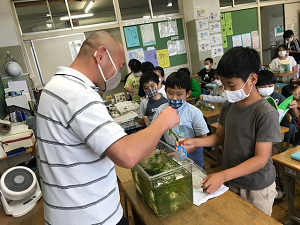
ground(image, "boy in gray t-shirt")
xmin=178 ymin=47 xmax=281 ymax=216
xmin=138 ymin=71 xmax=167 ymax=126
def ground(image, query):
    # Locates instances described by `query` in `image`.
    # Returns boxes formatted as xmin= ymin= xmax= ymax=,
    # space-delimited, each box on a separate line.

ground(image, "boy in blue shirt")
xmin=178 ymin=47 xmax=281 ymax=215
xmin=138 ymin=71 xmax=168 ymax=126
xmin=153 ymin=71 xmax=209 ymax=169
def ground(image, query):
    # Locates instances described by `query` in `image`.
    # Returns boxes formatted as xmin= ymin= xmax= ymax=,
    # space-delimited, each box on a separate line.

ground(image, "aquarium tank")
xmin=131 ymin=141 xmax=194 ymax=217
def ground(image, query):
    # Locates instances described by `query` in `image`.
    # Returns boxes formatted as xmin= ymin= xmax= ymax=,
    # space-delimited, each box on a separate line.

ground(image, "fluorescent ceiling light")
xmin=84 ymin=1 xmax=94 ymax=13
xmin=60 ymin=13 xmax=94 ymax=21
xmin=167 ymin=2 xmax=172 ymax=7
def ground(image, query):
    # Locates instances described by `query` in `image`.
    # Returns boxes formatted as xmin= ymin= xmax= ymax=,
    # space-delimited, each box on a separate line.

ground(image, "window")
xmin=119 ymin=0 xmax=150 ymax=20
xmin=151 ymin=0 xmax=180 ymax=18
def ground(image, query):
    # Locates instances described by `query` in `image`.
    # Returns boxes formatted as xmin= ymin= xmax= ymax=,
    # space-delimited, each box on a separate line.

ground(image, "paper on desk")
xmin=193 ymin=184 xmax=229 ymax=206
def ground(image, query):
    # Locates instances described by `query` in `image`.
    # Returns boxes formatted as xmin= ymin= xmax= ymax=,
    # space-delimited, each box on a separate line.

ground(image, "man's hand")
xmin=156 ymin=106 xmax=180 ymax=129
xmin=201 ymin=172 xmax=225 ymax=194
xmin=200 ymin=95 xmax=204 ymax=101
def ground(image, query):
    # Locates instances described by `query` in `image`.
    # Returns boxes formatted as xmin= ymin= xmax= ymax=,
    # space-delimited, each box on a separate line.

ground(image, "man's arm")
xmin=106 ymin=106 xmax=179 ymax=168
xmin=201 ymin=142 xmax=272 ymax=194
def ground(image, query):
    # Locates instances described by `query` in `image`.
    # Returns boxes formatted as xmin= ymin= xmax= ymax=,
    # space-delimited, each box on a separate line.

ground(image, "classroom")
xmin=0 ymin=0 xmax=300 ymax=224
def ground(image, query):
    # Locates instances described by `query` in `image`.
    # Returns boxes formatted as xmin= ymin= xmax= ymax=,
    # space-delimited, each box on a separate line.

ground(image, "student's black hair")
xmin=282 ymin=83 xmax=297 ymax=98
xmin=141 ymin=61 xmax=154 ymax=73
xmin=204 ymin=57 xmax=213 ymax=64
xmin=153 ymin=66 xmax=164 ymax=77
xmin=256 ymin=70 xmax=276 ymax=86
xmin=130 ymin=59 xmax=141 ymax=73
xmin=128 ymin=59 xmax=138 ymax=69
xmin=178 ymin=68 xmax=190 ymax=76
xmin=140 ymin=71 xmax=159 ymax=87
xmin=165 ymin=71 xmax=191 ymax=93
xmin=217 ymin=46 xmax=260 ymax=82
xmin=278 ymin=44 xmax=288 ymax=51
xmin=283 ymin=30 xmax=294 ymax=39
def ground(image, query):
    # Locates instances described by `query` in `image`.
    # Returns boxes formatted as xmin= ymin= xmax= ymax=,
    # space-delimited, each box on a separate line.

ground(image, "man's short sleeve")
xmin=256 ymin=111 xmax=281 ymax=143
xmin=191 ymin=107 xmax=209 ymax=136
xmin=138 ymin=98 xmax=148 ymax=118
xmin=66 ymin=89 xmax=127 ymax=156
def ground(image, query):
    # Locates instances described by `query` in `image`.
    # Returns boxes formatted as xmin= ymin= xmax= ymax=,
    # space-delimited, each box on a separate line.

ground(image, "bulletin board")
xmin=124 ymin=19 xmax=188 ymax=68
xmin=222 ymin=8 xmax=258 ymax=52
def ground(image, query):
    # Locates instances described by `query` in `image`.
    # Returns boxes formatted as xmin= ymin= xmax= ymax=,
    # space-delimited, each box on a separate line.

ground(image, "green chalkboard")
xmin=223 ymin=8 xmax=258 ymax=53
xmin=125 ymin=18 xmax=188 ymax=67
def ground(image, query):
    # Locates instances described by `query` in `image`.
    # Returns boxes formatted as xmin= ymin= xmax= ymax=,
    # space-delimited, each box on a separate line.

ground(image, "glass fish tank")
xmin=131 ymin=141 xmax=193 ymax=217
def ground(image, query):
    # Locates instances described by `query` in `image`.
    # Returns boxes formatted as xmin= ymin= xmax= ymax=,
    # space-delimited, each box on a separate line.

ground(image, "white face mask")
xmin=258 ymin=86 xmax=274 ymax=97
xmin=205 ymin=65 xmax=210 ymax=70
xmin=135 ymin=71 xmax=142 ymax=77
xmin=289 ymin=37 xmax=293 ymax=42
xmin=94 ymin=49 xmax=121 ymax=92
xmin=278 ymin=51 xmax=287 ymax=57
xmin=224 ymin=76 xmax=253 ymax=103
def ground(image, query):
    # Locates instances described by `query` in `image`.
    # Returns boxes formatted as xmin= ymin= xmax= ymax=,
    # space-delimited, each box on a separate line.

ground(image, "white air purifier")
xmin=0 ymin=166 xmax=42 ymax=217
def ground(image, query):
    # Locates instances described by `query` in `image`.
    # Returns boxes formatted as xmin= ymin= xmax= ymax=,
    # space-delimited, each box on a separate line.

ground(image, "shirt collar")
xmin=177 ymin=101 xmax=187 ymax=114
xmin=55 ymin=66 xmax=97 ymax=89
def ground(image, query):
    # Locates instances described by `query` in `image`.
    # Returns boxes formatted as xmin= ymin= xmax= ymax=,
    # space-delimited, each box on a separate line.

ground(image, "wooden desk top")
xmin=272 ymin=146 xmax=300 ymax=172
xmin=273 ymin=71 xmax=296 ymax=77
xmin=0 ymin=147 xmax=33 ymax=161
xmin=198 ymin=103 xmax=222 ymax=119
xmin=187 ymin=97 xmax=197 ymax=102
xmin=120 ymin=179 xmax=281 ymax=225
xmin=210 ymin=122 xmax=289 ymax=134
xmin=114 ymin=165 xmax=132 ymax=183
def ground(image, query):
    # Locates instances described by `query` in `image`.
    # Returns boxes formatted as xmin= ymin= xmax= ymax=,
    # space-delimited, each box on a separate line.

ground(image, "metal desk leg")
xmin=283 ymin=174 xmax=298 ymax=225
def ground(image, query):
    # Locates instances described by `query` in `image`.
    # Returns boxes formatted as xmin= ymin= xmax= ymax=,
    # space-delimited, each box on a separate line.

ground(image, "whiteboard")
xmin=29 ymin=33 xmax=85 ymax=85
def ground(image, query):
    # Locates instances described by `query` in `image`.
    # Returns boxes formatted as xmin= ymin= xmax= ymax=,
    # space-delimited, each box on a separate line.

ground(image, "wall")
xmin=183 ymin=0 xmax=221 ymax=75
xmin=284 ymin=2 xmax=300 ymax=39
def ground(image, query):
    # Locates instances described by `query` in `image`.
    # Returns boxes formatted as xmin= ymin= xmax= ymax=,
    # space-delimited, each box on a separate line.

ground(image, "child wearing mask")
xmin=153 ymin=66 xmax=167 ymax=98
xmin=138 ymin=61 xmax=155 ymax=98
xmin=138 ymin=71 xmax=168 ymax=126
xmin=124 ymin=59 xmax=142 ymax=103
xmin=283 ymin=29 xmax=300 ymax=64
xmin=199 ymin=71 xmax=227 ymax=104
xmin=153 ymin=71 xmax=209 ymax=169
xmin=269 ymin=44 xmax=297 ymax=79
xmin=192 ymin=58 xmax=215 ymax=89
xmin=178 ymin=47 xmax=281 ymax=216
xmin=256 ymin=70 xmax=299 ymax=199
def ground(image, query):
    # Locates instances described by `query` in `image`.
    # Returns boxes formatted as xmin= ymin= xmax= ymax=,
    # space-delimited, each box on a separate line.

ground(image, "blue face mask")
xmin=168 ymin=99 xmax=184 ymax=109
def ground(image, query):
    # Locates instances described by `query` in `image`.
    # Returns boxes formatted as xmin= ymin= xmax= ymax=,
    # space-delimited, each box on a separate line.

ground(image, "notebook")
xmin=291 ymin=151 xmax=300 ymax=162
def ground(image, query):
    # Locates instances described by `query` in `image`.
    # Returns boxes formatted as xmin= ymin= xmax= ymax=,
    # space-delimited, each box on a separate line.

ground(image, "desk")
xmin=272 ymin=147 xmax=300 ymax=224
xmin=186 ymin=97 xmax=197 ymax=104
xmin=199 ymin=103 xmax=222 ymax=125
xmin=119 ymin=178 xmax=281 ymax=225
xmin=297 ymin=100 xmax=300 ymax=109
xmin=0 ymin=147 xmax=34 ymax=175
xmin=274 ymin=71 xmax=296 ymax=83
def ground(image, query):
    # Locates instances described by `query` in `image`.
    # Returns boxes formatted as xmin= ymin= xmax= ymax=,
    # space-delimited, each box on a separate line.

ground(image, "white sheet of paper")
xmin=140 ymin=23 xmax=156 ymax=46
xmin=242 ymin=33 xmax=251 ymax=47
xmin=158 ymin=22 xmax=168 ymax=38
xmin=232 ymin=35 xmax=242 ymax=47
xmin=176 ymin=40 xmax=186 ymax=54
xmin=7 ymin=80 xmax=31 ymax=101
xmin=168 ymin=20 xmax=178 ymax=36
xmin=167 ymin=41 xmax=178 ymax=56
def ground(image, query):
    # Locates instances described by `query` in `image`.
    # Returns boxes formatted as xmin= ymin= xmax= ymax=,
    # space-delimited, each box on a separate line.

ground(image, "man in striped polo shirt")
xmin=37 ymin=31 xmax=179 ymax=225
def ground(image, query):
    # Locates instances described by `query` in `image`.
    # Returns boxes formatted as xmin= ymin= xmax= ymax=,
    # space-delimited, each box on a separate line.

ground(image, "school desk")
xmin=199 ymin=103 xmax=222 ymax=125
xmin=0 ymin=146 xmax=34 ymax=175
xmin=274 ymin=71 xmax=296 ymax=83
xmin=116 ymin=167 xmax=281 ymax=225
xmin=186 ymin=97 xmax=197 ymax=104
xmin=272 ymin=147 xmax=300 ymax=225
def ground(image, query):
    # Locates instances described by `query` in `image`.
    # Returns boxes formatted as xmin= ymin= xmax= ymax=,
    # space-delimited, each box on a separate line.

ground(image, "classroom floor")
xmin=119 ymin=144 xmax=300 ymax=225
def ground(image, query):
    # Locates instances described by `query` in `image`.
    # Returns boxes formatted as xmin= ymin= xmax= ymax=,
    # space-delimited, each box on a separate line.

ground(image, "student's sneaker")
xmin=275 ymin=186 xmax=284 ymax=199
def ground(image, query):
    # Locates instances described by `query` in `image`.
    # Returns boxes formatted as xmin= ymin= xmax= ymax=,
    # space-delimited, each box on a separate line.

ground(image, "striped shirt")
xmin=37 ymin=67 xmax=127 ymax=225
